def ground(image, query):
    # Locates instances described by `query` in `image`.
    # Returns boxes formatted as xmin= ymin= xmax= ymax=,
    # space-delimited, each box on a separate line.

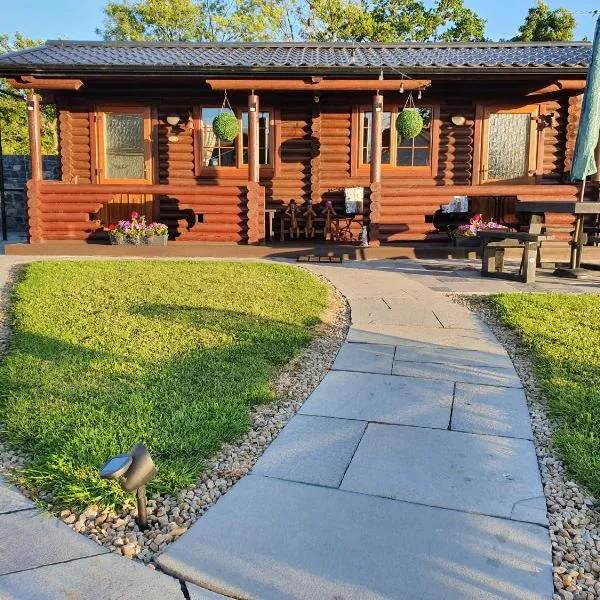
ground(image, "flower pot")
xmin=453 ymin=237 xmax=481 ymax=248
xmin=145 ymin=234 xmax=168 ymax=246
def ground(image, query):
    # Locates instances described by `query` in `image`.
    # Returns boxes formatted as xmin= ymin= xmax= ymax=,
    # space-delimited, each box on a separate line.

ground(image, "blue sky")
xmin=2 ymin=0 xmax=598 ymax=42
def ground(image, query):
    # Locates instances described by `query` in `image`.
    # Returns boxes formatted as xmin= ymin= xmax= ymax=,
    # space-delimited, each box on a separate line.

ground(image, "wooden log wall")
xmin=48 ymin=83 xmax=586 ymax=245
xmin=27 ymin=181 xmax=249 ymax=243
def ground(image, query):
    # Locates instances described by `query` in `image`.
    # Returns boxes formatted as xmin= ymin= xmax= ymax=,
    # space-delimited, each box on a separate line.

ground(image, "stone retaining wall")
xmin=1 ymin=155 xmax=59 ymax=233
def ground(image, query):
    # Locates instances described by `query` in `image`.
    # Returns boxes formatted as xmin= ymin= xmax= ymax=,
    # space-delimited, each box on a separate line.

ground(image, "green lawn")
xmin=0 ymin=260 xmax=328 ymax=509
xmin=490 ymin=293 xmax=600 ymax=497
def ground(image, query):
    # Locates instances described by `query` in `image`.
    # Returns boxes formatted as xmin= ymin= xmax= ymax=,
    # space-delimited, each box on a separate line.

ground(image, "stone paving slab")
xmin=341 ymin=424 xmax=546 ymax=524
xmin=157 ymin=475 xmax=553 ymax=600
xmin=452 ymin=383 xmax=533 ymax=440
xmin=0 ymin=476 xmax=36 ymax=514
xmin=252 ymin=415 xmax=366 ymax=487
xmin=332 ymin=343 xmax=394 ymax=374
xmin=346 ymin=324 xmax=501 ymax=351
xmin=0 ymin=553 xmax=183 ymax=599
xmin=188 ymin=583 xmax=234 ymax=599
xmin=391 ymin=359 xmax=523 ymax=388
xmin=349 ymin=296 xmax=442 ymax=327
xmin=393 ymin=345 xmax=515 ymax=369
xmin=0 ymin=510 xmax=107 ymax=576
xmin=299 ymin=371 xmax=453 ymax=429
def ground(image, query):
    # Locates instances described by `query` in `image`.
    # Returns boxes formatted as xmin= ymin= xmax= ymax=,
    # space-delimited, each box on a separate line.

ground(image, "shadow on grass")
xmin=0 ymin=303 xmax=317 ymax=508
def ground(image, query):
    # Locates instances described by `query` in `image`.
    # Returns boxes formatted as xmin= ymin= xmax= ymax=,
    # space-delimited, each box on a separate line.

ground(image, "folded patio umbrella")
xmin=571 ymin=16 xmax=600 ymax=191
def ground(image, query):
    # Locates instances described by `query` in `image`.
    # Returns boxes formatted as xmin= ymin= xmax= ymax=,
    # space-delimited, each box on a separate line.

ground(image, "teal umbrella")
xmin=571 ymin=16 xmax=600 ymax=189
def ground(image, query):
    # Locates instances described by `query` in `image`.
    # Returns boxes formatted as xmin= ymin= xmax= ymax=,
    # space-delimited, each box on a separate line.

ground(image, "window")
xmin=97 ymin=106 xmax=152 ymax=184
xmin=359 ymin=106 xmax=434 ymax=170
xmin=201 ymin=108 xmax=237 ymax=167
xmin=199 ymin=108 xmax=273 ymax=169
xmin=241 ymin=111 xmax=271 ymax=166
xmin=479 ymin=105 xmax=539 ymax=184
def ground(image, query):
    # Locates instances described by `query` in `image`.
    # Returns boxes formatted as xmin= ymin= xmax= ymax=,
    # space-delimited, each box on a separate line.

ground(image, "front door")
xmin=96 ymin=106 xmax=154 ymax=223
xmin=480 ymin=105 xmax=539 ymax=184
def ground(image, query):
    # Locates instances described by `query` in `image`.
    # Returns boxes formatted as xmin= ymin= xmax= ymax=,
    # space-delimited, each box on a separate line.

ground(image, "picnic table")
xmin=516 ymin=200 xmax=600 ymax=277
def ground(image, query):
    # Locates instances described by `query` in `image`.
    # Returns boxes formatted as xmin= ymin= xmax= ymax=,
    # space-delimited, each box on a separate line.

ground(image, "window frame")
xmin=352 ymin=103 xmax=440 ymax=177
xmin=193 ymin=106 xmax=277 ymax=177
xmin=476 ymin=103 xmax=541 ymax=185
xmin=95 ymin=105 xmax=153 ymax=185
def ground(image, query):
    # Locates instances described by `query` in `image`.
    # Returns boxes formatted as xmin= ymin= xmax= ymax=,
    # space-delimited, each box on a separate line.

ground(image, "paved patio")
xmin=156 ymin=261 xmax=554 ymax=599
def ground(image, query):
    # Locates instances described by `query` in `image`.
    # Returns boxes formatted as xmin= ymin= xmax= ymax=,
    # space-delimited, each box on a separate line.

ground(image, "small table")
xmin=516 ymin=200 xmax=600 ymax=278
xmin=265 ymin=207 xmax=280 ymax=242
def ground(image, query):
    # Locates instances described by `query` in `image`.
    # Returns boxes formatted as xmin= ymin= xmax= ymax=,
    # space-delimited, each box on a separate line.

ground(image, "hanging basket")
xmin=212 ymin=112 xmax=239 ymax=142
xmin=395 ymin=108 xmax=424 ymax=141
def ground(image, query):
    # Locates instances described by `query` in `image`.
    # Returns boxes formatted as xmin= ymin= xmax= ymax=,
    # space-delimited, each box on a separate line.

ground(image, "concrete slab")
xmin=157 ymin=475 xmax=553 ymax=600
xmin=299 ymin=371 xmax=453 ymax=429
xmin=391 ymin=359 xmax=523 ymax=388
xmin=252 ymin=415 xmax=366 ymax=487
xmin=0 ymin=476 xmax=35 ymax=514
xmin=341 ymin=424 xmax=546 ymax=524
xmin=0 ymin=510 xmax=107 ymax=575
xmin=0 ymin=553 xmax=183 ymax=599
xmin=349 ymin=296 xmax=442 ymax=327
xmin=332 ymin=343 xmax=394 ymax=375
xmin=188 ymin=583 xmax=235 ymax=599
xmin=452 ymin=383 xmax=533 ymax=440
xmin=393 ymin=345 xmax=514 ymax=369
xmin=346 ymin=324 xmax=501 ymax=352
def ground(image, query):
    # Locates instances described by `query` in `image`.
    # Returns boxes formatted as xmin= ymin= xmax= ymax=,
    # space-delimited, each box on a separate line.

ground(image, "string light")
xmin=378 ymin=68 xmax=384 ymax=81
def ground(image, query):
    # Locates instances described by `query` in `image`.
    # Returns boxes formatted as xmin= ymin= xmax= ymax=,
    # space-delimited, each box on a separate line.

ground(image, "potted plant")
xmin=452 ymin=214 xmax=507 ymax=247
xmin=212 ymin=111 xmax=239 ymax=142
xmin=144 ymin=221 xmax=169 ymax=245
xmin=106 ymin=212 xmax=169 ymax=246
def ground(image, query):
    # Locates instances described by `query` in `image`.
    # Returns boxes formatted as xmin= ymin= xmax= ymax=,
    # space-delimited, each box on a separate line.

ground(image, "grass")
xmin=489 ymin=293 xmax=600 ymax=498
xmin=0 ymin=260 xmax=328 ymax=509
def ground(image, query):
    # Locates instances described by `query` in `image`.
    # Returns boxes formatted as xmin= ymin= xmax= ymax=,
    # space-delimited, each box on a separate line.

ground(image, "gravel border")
xmin=0 ymin=262 xmax=349 ymax=567
xmin=457 ymin=295 xmax=600 ymax=600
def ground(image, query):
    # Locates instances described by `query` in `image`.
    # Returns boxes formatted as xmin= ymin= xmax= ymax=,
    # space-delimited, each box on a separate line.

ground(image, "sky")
xmin=1 ymin=0 xmax=598 ymax=42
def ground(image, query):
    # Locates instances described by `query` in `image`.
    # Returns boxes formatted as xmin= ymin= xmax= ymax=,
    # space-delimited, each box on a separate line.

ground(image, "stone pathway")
xmin=157 ymin=262 xmax=554 ymax=599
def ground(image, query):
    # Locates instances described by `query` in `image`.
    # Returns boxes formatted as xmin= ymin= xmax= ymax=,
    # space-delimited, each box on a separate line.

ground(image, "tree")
xmin=0 ymin=33 xmax=58 ymax=155
xmin=303 ymin=0 xmax=486 ymax=42
xmin=513 ymin=0 xmax=576 ymax=42
xmin=98 ymin=0 xmax=286 ymax=42
xmin=98 ymin=0 xmax=487 ymax=42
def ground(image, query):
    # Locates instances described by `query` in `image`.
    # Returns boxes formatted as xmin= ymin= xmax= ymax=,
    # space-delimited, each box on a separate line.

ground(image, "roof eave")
xmin=0 ymin=64 xmax=590 ymax=78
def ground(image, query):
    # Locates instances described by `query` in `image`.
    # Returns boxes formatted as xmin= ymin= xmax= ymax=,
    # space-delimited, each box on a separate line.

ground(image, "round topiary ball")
xmin=212 ymin=112 xmax=239 ymax=142
xmin=395 ymin=109 xmax=424 ymax=140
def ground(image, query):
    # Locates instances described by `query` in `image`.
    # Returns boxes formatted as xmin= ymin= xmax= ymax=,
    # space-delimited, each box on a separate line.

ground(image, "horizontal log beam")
xmin=526 ymin=79 xmax=586 ymax=96
xmin=7 ymin=76 xmax=84 ymax=91
xmin=205 ymin=79 xmax=431 ymax=92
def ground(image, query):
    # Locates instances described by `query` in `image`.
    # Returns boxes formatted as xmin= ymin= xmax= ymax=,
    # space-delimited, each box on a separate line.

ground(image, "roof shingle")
xmin=0 ymin=40 xmax=592 ymax=75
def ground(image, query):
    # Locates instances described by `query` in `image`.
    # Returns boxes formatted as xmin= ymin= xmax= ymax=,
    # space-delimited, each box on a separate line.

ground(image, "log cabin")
xmin=0 ymin=40 xmax=596 ymax=249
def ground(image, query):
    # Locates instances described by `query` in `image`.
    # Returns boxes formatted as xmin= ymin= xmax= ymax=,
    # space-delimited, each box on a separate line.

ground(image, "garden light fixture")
xmin=99 ymin=443 xmax=157 ymax=530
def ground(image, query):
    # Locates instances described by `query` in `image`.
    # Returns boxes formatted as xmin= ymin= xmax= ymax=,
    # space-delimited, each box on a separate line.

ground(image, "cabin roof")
xmin=0 ymin=40 xmax=592 ymax=76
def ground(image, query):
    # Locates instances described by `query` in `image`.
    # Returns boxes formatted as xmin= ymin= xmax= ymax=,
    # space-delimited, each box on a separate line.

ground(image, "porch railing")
xmin=26 ymin=181 xmax=265 ymax=244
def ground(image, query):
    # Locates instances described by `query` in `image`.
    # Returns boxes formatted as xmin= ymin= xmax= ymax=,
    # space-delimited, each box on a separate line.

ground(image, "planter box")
xmin=453 ymin=237 xmax=481 ymax=248
xmin=109 ymin=234 xmax=168 ymax=246
xmin=146 ymin=234 xmax=168 ymax=246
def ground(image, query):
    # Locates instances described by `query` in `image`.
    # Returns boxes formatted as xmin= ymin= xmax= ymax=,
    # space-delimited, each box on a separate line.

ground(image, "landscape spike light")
xmin=99 ymin=444 xmax=157 ymax=530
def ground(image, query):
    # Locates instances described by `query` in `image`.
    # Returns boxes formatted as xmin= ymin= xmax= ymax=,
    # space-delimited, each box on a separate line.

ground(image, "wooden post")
xmin=248 ymin=93 xmax=259 ymax=183
xmin=370 ymin=94 xmax=383 ymax=185
xmin=368 ymin=93 xmax=383 ymax=246
xmin=26 ymin=93 xmax=43 ymax=181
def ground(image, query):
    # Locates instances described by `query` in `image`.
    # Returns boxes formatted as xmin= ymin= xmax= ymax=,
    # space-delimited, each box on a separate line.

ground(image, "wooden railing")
xmin=26 ymin=181 xmax=266 ymax=244
xmin=370 ymin=183 xmax=580 ymax=244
